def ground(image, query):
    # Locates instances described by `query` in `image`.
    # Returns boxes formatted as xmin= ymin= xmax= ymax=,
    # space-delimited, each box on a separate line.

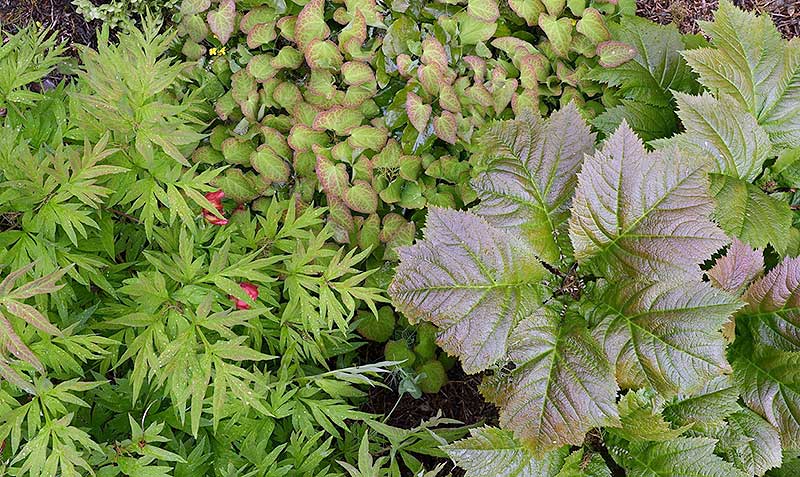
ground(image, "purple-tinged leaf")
xmin=472 ymin=104 xmax=594 ymax=265
xmin=0 ymin=356 xmax=35 ymax=394
xmin=433 ymin=112 xmax=457 ymax=145
xmin=569 ymin=122 xmax=727 ymax=280
xmin=741 ymin=257 xmax=800 ymax=351
xmin=592 ymin=279 xmax=742 ymax=395
xmin=295 ymin=0 xmax=330 ymax=51
xmin=4 ymin=300 xmax=61 ymax=336
xmin=0 ymin=262 xmax=35 ymax=296
xmin=486 ymin=308 xmax=620 ymax=455
xmin=9 ymin=267 xmax=68 ymax=300
xmin=709 ymin=239 xmax=764 ymax=294
xmin=467 ymin=0 xmax=500 ymax=22
xmin=0 ymin=312 xmax=44 ymax=372
xmin=207 ymin=0 xmax=236 ymax=45
xmin=344 ymin=181 xmax=379 ymax=214
xmin=389 ymin=208 xmax=547 ymax=373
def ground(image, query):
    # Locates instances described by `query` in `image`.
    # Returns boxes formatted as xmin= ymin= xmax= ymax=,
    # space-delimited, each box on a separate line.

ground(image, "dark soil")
xmin=638 ymin=0 xmax=800 ymax=38
xmin=0 ymin=0 xmax=101 ymax=53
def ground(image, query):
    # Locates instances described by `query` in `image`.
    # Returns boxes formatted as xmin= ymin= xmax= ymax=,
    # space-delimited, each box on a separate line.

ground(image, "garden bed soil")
xmin=0 ymin=0 xmax=100 ymax=52
xmin=638 ymin=0 xmax=799 ymax=38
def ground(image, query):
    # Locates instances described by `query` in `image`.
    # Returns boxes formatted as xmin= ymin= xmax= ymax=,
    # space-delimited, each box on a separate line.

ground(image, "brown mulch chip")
xmin=0 ymin=0 xmax=100 ymax=53
xmin=638 ymin=0 xmax=800 ymax=38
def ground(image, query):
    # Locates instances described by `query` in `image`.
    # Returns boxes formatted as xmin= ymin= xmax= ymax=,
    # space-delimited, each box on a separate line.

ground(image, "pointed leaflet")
xmin=732 ymin=346 xmax=800 ymax=449
xmin=472 ymin=104 xmax=595 ymax=265
xmin=486 ymin=308 xmax=620 ymax=455
xmin=389 ymin=208 xmax=547 ymax=373
xmin=554 ymin=449 xmax=611 ymax=477
xmin=406 ymin=92 xmax=432 ymax=133
xmin=612 ymin=390 xmax=688 ymax=443
xmin=207 ymin=0 xmax=235 ymax=45
xmin=709 ymin=174 xmax=792 ymax=254
xmin=662 ymin=375 xmax=740 ymax=429
xmin=569 ymin=122 xmax=727 ymax=281
xmin=656 ymin=93 xmax=771 ymax=182
xmin=719 ymin=409 xmax=782 ymax=477
xmin=708 ymin=239 xmax=764 ymax=294
xmin=681 ymin=1 xmax=800 ymax=150
xmin=739 ymin=257 xmax=800 ymax=351
xmin=444 ymin=427 xmax=569 ymax=477
xmin=610 ymin=437 xmax=749 ymax=477
xmin=592 ymin=279 xmax=742 ymax=395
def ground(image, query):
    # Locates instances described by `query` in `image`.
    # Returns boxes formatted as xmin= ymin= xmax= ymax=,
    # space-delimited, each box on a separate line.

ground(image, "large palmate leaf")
xmin=389 ymin=208 xmax=547 ymax=373
xmin=472 ymin=103 xmax=595 ymax=265
xmin=444 ymin=427 xmax=569 ymax=477
xmin=569 ymin=122 xmax=727 ymax=281
xmin=485 ymin=308 xmax=620 ymax=455
xmin=591 ymin=18 xmax=700 ymax=141
xmin=610 ymin=437 xmax=749 ymax=477
xmin=732 ymin=346 xmax=800 ymax=449
xmin=739 ymin=257 xmax=800 ymax=351
xmin=681 ymin=0 xmax=800 ymax=150
xmin=709 ymin=174 xmax=793 ymax=256
xmin=592 ymin=279 xmax=742 ymax=395
xmin=656 ymin=93 xmax=771 ymax=183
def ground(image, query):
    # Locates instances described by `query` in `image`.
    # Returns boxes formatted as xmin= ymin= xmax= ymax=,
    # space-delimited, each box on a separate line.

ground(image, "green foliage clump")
xmin=390 ymin=62 xmax=800 ymax=476
xmin=0 ymin=19 xmax=424 ymax=476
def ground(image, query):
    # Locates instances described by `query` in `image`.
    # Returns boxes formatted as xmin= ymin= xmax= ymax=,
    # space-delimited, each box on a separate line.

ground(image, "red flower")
xmin=202 ymin=190 xmax=228 ymax=225
xmin=231 ymin=282 xmax=259 ymax=310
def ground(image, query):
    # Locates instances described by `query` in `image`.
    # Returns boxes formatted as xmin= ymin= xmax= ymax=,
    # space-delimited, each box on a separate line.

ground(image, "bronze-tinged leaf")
xmin=708 ymin=239 xmax=764 ymax=294
xmin=3 ymin=301 xmax=61 ymax=336
xmin=592 ymin=279 xmax=742 ymax=396
xmin=0 ymin=312 xmax=44 ymax=372
xmin=389 ymin=208 xmax=548 ymax=373
xmin=433 ymin=112 xmax=457 ymax=145
xmin=487 ymin=308 xmax=620 ymax=456
xmin=406 ymin=92 xmax=432 ymax=133
xmin=569 ymin=122 xmax=727 ymax=281
xmin=472 ymin=104 xmax=595 ymax=265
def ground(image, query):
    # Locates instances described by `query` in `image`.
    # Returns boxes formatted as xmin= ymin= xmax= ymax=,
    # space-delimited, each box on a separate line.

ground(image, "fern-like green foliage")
xmin=0 ymin=21 xmax=431 ymax=476
xmin=390 ymin=101 xmax=800 ymax=475
xmin=0 ymin=26 xmax=65 ymax=113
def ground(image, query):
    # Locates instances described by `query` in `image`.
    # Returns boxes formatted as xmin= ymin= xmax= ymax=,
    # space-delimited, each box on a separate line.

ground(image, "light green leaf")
xmin=709 ymin=174 xmax=792 ymax=254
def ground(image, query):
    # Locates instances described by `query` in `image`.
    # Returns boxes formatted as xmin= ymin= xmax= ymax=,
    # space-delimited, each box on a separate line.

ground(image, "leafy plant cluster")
xmin=169 ymin=0 xmax=643 ymax=259
xmin=0 ymin=20 xmax=469 ymax=477
xmin=72 ymin=0 xmax=182 ymax=29
xmin=390 ymin=2 xmax=800 ymax=475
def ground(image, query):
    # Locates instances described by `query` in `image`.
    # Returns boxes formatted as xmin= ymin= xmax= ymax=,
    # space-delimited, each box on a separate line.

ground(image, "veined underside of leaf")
xmin=471 ymin=103 xmax=595 ymax=266
xmin=389 ymin=207 xmax=547 ymax=374
xmin=592 ymin=279 xmax=742 ymax=396
xmin=569 ymin=122 xmax=728 ymax=281
xmin=740 ymin=257 xmax=800 ymax=351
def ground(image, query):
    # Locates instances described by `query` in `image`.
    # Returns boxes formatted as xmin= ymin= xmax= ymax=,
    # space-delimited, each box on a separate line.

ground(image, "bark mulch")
xmin=638 ymin=0 xmax=800 ymax=38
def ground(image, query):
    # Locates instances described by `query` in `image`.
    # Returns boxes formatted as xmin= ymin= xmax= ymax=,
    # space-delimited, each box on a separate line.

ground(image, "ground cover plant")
xmin=1 ymin=0 xmax=800 ymax=476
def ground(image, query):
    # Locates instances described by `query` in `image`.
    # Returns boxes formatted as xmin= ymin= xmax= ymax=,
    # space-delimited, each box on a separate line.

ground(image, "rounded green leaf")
xmin=433 ymin=111 xmax=457 ymax=145
xmin=596 ymin=40 xmax=637 ymax=67
xmin=345 ymin=180 xmax=379 ymax=214
xmin=467 ymin=0 xmax=500 ymax=22
xmin=251 ymin=146 xmax=291 ymax=184
xmin=406 ymin=92 xmax=432 ymax=133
